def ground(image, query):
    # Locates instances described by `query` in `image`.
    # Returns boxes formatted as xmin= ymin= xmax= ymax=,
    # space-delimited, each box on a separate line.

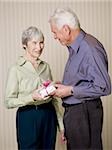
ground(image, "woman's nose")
xmin=35 ymin=43 xmax=41 ymax=49
xmin=54 ymin=34 xmax=57 ymax=39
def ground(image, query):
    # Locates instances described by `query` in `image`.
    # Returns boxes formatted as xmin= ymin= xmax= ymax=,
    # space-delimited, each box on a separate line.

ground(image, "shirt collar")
xmin=67 ymin=29 xmax=86 ymax=54
xmin=17 ymin=56 xmax=42 ymax=66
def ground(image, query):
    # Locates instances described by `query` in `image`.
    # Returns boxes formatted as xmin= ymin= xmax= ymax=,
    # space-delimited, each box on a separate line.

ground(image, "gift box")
xmin=38 ymin=80 xmax=56 ymax=98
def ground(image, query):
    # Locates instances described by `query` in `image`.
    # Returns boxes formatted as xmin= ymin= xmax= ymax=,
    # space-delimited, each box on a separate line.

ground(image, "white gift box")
xmin=39 ymin=85 xmax=56 ymax=98
xmin=46 ymin=85 xmax=56 ymax=94
xmin=39 ymin=88 xmax=48 ymax=98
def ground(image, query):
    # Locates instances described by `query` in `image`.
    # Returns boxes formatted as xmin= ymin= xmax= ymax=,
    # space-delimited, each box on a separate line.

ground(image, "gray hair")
xmin=49 ymin=8 xmax=80 ymax=29
xmin=22 ymin=26 xmax=44 ymax=47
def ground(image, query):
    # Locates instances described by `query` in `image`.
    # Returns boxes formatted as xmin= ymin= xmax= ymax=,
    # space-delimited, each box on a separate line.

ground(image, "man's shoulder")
xmin=83 ymin=32 xmax=103 ymax=49
xmin=80 ymin=33 xmax=106 ymax=60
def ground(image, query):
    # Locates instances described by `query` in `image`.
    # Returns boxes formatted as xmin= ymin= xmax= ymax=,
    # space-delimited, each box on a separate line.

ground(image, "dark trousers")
xmin=63 ymin=99 xmax=103 ymax=150
xmin=16 ymin=102 xmax=57 ymax=150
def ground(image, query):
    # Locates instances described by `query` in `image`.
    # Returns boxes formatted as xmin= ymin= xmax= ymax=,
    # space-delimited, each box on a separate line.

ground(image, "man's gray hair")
xmin=22 ymin=26 xmax=44 ymax=47
xmin=49 ymin=8 xmax=80 ymax=29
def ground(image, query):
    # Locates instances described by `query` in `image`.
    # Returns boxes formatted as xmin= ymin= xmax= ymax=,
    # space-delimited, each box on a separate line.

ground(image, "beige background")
xmin=0 ymin=0 xmax=112 ymax=150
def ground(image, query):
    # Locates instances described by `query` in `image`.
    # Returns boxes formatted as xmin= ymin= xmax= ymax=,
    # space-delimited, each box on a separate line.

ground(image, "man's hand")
xmin=53 ymin=84 xmax=73 ymax=98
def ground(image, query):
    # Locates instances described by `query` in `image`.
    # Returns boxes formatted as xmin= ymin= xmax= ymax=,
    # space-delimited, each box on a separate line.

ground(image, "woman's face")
xmin=25 ymin=38 xmax=44 ymax=59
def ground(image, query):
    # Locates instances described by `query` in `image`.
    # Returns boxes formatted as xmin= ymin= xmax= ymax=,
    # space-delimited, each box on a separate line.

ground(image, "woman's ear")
xmin=23 ymin=45 xmax=26 ymax=49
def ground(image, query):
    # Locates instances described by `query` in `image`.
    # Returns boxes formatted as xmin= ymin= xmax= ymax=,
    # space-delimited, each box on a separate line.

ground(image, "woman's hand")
xmin=60 ymin=130 xmax=67 ymax=144
xmin=32 ymin=87 xmax=44 ymax=101
xmin=32 ymin=90 xmax=42 ymax=101
xmin=32 ymin=86 xmax=51 ymax=101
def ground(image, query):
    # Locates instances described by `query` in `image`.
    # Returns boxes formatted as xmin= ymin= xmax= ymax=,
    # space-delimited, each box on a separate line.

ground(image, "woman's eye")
xmin=40 ymin=41 xmax=44 ymax=44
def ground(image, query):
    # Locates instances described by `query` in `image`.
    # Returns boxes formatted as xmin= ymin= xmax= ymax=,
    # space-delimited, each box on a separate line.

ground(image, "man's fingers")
xmin=54 ymin=84 xmax=61 ymax=88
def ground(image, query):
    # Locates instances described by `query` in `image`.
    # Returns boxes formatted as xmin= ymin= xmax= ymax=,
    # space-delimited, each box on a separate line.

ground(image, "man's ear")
xmin=62 ymin=25 xmax=71 ymax=35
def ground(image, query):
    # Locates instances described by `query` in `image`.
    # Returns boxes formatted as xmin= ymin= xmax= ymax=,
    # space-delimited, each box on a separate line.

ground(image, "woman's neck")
xmin=24 ymin=52 xmax=38 ymax=65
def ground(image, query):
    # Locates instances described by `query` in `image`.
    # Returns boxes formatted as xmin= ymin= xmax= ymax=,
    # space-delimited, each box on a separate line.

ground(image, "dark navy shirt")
xmin=62 ymin=29 xmax=111 ymax=104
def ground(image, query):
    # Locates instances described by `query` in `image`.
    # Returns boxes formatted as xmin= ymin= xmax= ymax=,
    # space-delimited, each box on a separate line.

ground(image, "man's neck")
xmin=69 ymin=28 xmax=81 ymax=45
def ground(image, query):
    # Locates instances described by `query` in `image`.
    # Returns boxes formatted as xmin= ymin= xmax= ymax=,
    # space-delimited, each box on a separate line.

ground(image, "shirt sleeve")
xmin=47 ymin=64 xmax=64 ymax=131
xmin=72 ymin=46 xmax=111 ymax=99
xmin=4 ymin=66 xmax=52 ymax=109
xmin=52 ymin=98 xmax=64 ymax=131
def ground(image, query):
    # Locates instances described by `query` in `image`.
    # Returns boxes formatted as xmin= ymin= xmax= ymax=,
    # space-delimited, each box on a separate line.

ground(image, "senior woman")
xmin=5 ymin=26 xmax=64 ymax=150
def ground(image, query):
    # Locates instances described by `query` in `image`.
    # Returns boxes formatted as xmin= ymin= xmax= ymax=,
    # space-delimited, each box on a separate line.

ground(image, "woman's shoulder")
xmin=6 ymin=63 xmax=18 ymax=76
xmin=7 ymin=57 xmax=24 ymax=72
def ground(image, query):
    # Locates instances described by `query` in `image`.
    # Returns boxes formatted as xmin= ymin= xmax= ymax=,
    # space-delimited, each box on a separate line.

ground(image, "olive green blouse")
xmin=5 ymin=56 xmax=64 ymax=131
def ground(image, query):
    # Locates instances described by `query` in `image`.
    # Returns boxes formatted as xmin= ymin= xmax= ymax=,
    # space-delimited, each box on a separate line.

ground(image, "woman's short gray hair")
xmin=22 ymin=26 xmax=44 ymax=47
xmin=49 ymin=8 xmax=80 ymax=29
